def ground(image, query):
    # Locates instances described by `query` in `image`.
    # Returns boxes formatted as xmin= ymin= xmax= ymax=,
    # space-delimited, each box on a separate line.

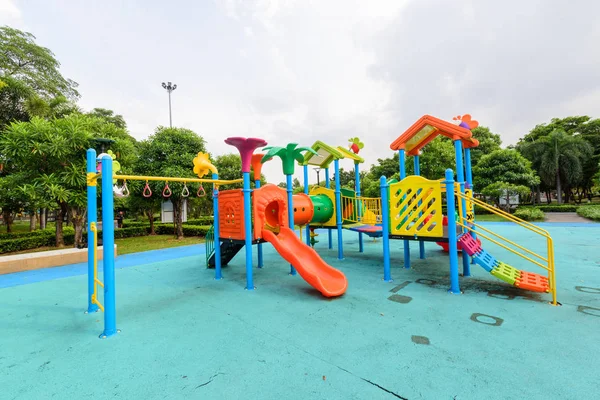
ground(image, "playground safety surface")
xmin=1 ymin=222 xmax=598 ymax=399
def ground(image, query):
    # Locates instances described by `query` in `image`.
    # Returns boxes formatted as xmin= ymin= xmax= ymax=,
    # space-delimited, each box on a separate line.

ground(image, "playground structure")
xmin=86 ymin=113 xmax=557 ymax=339
xmin=204 ymin=115 xmax=556 ymax=306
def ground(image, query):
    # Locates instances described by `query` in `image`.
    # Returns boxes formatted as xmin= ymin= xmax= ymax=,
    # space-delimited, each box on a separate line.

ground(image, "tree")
xmin=0 ymin=114 xmax=136 ymax=245
xmin=405 ymin=138 xmax=456 ymax=179
xmin=470 ymin=126 xmax=502 ymax=165
xmin=0 ymin=173 xmax=28 ymax=233
xmin=0 ymin=116 xmax=89 ymax=244
xmin=518 ymin=116 xmax=600 ymax=202
xmin=134 ymin=127 xmax=206 ymax=239
xmin=473 ymin=149 xmax=539 ymax=191
xmin=519 ymin=116 xmax=592 ymax=142
xmin=0 ymin=26 xmax=79 ymax=99
xmin=213 ymin=153 xmax=243 ymax=189
xmin=368 ymin=153 xmax=399 ymax=181
xmin=519 ymin=129 xmax=593 ymax=204
xmin=87 ymin=108 xmax=126 ymax=129
xmin=481 ymin=182 xmax=531 ymax=212
xmin=0 ymin=76 xmax=31 ymax=127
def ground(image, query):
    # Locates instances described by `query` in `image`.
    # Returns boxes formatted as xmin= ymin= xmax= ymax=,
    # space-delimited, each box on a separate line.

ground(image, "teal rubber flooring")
xmin=1 ymin=223 xmax=599 ymax=399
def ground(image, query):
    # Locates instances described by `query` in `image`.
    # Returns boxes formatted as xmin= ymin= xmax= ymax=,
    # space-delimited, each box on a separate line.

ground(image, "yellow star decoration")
xmin=193 ymin=152 xmax=218 ymax=178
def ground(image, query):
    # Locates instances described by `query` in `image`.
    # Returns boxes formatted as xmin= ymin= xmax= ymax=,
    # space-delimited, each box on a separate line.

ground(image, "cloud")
xmin=0 ymin=0 xmax=23 ymax=26
xmin=6 ymin=0 xmax=599 ymax=185
xmin=367 ymin=0 xmax=600 ymax=145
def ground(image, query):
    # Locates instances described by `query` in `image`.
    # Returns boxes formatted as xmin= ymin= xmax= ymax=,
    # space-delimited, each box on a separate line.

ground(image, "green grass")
xmin=3 ymin=221 xmax=55 ymax=234
xmin=115 ymin=235 xmax=204 ymax=255
xmin=473 ymin=214 xmax=507 ymax=222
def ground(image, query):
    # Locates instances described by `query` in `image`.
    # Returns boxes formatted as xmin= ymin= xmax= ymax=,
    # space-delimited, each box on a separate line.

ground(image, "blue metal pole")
xmin=413 ymin=155 xmax=425 ymax=260
xmin=465 ymin=148 xmax=473 ymax=187
xmin=381 ymin=176 xmax=392 ymax=282
xmin=399 ymin=150 xmax=410 ymax=269
xmin=286 ymin=174 xmax=296 ymax=275
xmin=213 ymin=173 xmax=223 ymax=278
xmin=325 ymin=167 xmax=332 ymax=249
xmin=445 ymin=169 xmax=460 ymax=294
xmin=254 ymin=178 xmax=263 ymax=268
xmin=243 ymin=172 xmax=255 ymax=288
xmin=303 ymin=164 xmax=310 ymax=246
xmin=464 ymin=148 xmax=477 ymax=239
xmin=86 ymin=149 xmax=99 ymax=314
xmin=334 ymin=159 xmax=343 ymax=260
xmin=355 ymin=162 xmax=364 ymax=253
xmin=100 ymin=155 xmax=117 ymax=338
xmin=454 ymin=140 xmax=471 ymax=277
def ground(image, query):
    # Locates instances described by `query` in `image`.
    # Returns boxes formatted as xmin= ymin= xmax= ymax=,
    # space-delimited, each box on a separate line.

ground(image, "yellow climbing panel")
xmin=389 ymin=176 xmax=443 ymax=238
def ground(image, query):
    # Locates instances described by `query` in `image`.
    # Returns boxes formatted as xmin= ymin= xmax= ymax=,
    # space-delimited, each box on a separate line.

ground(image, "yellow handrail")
xmin=455 ymin=192 xmax=557 ymax=305
xmin=456 ymin=221 xmax=548 ymax=271
xmin=458 ymin=193 xmax=550 ymax=237
xmin=468 ymin=221 xmax=548 ymax=263
xmin=90 ymin=222 xmax=104 ymax=312
xmin=340 ymin=195 xmax=382 ymax=225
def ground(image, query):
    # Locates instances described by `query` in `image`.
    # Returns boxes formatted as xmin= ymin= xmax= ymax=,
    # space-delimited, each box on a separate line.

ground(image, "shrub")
xmin=577 ymin=206 xmax=600 ymax=221
xmin=121 ymin=221 xmax=149 ymax=228
xmin=514 ymin=207 xmax=545 ymax=221
xmin=519 ymin=204 xmax=599 ymax=212
xmin=0 ymin=234 xmax=55 ymax=254
xmin=182 ymin=225 xmax=211 ymax=237
xmin=0 ymin=228 xmax=55 ymax=241
xmin=185 ymin=217 xmax=214 ymax=226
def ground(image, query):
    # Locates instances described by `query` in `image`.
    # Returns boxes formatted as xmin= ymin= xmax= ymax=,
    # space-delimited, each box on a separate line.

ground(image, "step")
xmin=458 ymin=234 xmax=481 ymax=256
xmin=491 ymin=262 xmax=521 ymax=285
xmin=515 ymin=271 xmax=550 ymax=293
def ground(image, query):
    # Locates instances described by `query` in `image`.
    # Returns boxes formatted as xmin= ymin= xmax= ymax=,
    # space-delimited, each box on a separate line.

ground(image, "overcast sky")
xmin=2 ymin=0 xmax=599 ymax=183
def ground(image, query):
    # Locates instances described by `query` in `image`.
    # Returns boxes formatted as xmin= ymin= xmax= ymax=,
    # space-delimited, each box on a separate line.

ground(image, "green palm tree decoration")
xmin=261 ymin=143 xmax=316 ymax=275
xmin=261 ymin=143 xmax=317 ymax=175
xmin=521 ymin=129 xmax=593 ymax=204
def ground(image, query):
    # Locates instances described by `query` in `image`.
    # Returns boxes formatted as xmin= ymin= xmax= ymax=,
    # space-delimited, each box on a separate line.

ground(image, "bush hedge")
xmin=576 ymin=206 xmax=600 ymax=221
xmin=0 ymin=223 xmax=211 ymax=254
xmin=514 ymin=207 xmax=546 ymax=221
xmin=0 ymin=228 xmax=56 ymax=241
xmin=518 ymin=203 xmax=599 ymax=213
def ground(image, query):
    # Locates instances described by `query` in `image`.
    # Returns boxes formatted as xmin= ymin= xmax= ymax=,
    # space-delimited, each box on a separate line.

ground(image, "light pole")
xmin=313 ymin=167 xmax=321 ymax=186
xmin=161 ymin=81 xmax=177 ymax=128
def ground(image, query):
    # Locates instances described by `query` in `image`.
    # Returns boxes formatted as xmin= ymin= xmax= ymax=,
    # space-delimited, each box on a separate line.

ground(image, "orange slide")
xmin=262 ymin=227 xmax=347 ymax=297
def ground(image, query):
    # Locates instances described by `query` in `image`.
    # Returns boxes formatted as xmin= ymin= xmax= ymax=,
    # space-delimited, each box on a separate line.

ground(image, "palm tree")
xmin=262 ymin=143 xmax=316 ymax=275
xmin=521 ymin=129 xmax=593 ymax=204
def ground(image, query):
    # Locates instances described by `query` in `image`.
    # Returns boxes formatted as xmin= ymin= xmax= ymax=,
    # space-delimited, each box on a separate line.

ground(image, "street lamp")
xmin=161 ymin=81 xmax=177 ymax=128
xmin=313 ymin=167 xmax=321 ymax=186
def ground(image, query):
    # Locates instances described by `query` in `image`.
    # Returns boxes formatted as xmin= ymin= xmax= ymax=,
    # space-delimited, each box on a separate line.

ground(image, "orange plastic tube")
xmin=292 ymin=194 xmax=314 ymax=226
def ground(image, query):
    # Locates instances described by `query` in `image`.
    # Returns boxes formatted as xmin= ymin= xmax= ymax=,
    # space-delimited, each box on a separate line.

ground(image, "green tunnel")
xmin=309 ymin=194 xmax=334 ymax=223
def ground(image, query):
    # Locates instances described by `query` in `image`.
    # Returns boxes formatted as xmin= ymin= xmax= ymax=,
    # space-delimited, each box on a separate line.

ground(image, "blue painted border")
xmin=0 ymin=244 xmax=205 ymax=289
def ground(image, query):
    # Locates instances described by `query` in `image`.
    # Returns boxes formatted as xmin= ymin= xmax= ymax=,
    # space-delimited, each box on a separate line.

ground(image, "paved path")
xmin=544 ymin=212 xmax=593 ymax=223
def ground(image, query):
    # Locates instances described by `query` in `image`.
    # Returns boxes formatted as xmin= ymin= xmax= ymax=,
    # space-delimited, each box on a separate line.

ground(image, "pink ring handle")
xmin=162 ymin=182 xmax=172 ymax=198
xmin=197 ymin=185 xmax=206 ymax=197
xmin=143 ymin=182 xmax=152 ymax=197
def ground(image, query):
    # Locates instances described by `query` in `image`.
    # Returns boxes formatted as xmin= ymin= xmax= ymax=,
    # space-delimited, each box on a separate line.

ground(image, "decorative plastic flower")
xmin=251 ymin=153 xmax=270 ymax=181
xmin=97 ymin=150 xmax=121 ymax=183
xmin=193 ymin=152 xmax=218 ymax=178
xmin=224 ymin=137 xmax=268 ymax=173
xmin=348 ymin=137 xmax=364 ymax=154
